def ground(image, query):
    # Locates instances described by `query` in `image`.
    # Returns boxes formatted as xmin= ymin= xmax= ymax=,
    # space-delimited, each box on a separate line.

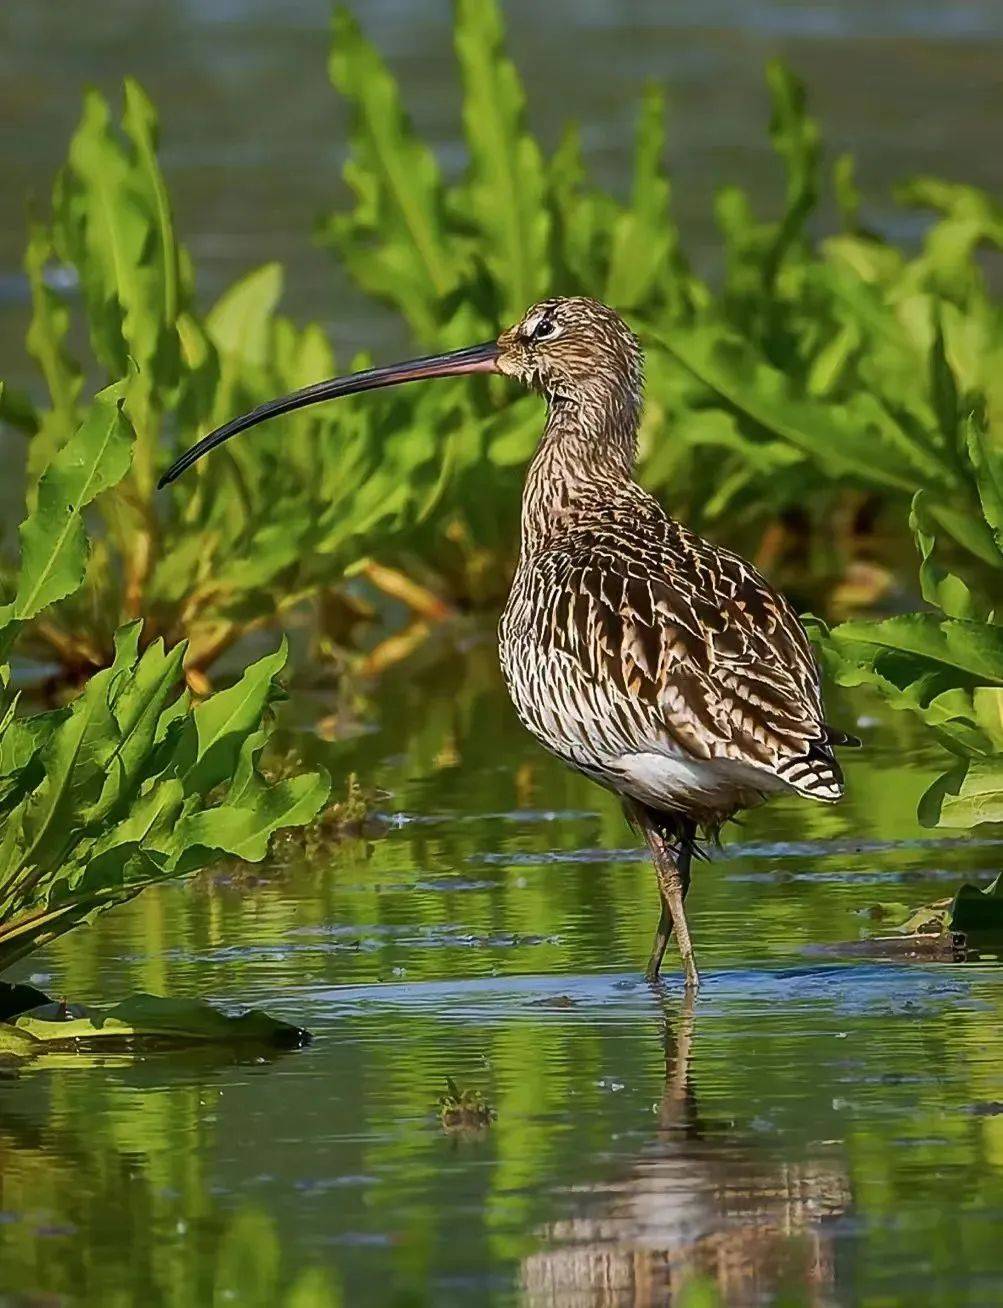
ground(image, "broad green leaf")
xmin=0 ymin=381 xmax=134 ymax=658
xmin=0 ymin=661 xmax=121 ymax=903
xmin=176 ymin=769 xmax=329 ymax=864
xmin=974 ymin=688 xmax=1003 ymax=750
xmin=206 ymin=262 xmax=283 ymax=370
xmin=55 ymin=90 xmax=167 ymax=379
xmin=652 ymin=323 xmax=950 ymax=492
xmin=927 ymin=497 xmax=1003 ymax=568
xmin=764 ymin=60 xmax=819 ymax=279
xmin=122 ymin=78 xmax=180 ymax=333
xmin=184 ymin=642 xmax=288 ymax=794
xmin=23 ymin=221 xmax=81 ymax=475
xmin=910 ymin=491 xmax=983 ymax=621
xmin=920 ymin=759 xmax=1003 ymax=830
xmin=829 ymin=613 xmax=1003 ymax=684
xmin=966 ymin=412 xmax=1003 ymax=561
xmin=285 ymin=1268 xmax=343 ymax=1308
xmin=949 ymin=871 xmax=1003 ymax=932
xmin=86 ymin=629 xmax=188 ymax=824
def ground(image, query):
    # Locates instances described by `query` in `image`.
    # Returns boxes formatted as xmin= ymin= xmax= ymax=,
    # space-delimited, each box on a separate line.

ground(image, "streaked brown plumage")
xmin=159 ymin=294 xmax=856 ymax=991
xmin=494 ymin=298 xmax=855 ymax=988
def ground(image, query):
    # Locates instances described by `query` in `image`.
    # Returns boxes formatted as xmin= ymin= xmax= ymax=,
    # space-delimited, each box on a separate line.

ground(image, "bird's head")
xmin=158 ymin=296 xmax=642 ymax=487
xmin=495 ymin=297 xmax=643 ymax=407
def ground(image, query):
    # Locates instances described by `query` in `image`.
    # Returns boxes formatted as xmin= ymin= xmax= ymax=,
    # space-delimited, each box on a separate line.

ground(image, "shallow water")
xmin=1 ymin=639 xmax=1002 ymax=1305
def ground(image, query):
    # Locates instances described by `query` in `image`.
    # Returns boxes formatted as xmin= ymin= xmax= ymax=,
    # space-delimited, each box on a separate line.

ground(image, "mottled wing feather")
xmin=502 ymin=511 xmax=844 ymax=804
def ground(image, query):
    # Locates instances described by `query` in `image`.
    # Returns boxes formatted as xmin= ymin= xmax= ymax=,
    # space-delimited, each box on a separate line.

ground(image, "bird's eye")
xmin=531 ymin=316 xmax=558 ymax=341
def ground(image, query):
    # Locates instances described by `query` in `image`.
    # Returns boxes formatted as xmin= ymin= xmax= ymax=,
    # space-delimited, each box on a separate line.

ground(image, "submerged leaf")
xmin=0 ymin=991 xmax=309 ymax=1055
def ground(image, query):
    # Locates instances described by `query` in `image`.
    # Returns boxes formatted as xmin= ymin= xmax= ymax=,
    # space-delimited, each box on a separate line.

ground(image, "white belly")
xmin=601 ymin=749 xmax=788 ymax=813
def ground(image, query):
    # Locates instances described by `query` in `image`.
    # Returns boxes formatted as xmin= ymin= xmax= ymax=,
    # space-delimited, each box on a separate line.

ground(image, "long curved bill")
xmin=157 ymin=339 xmax=501 ymax=488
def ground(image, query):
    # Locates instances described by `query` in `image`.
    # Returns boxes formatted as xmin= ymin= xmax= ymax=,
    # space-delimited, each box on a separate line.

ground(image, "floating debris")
xmin=438 ymin=1076 xmax=496 ymax=1134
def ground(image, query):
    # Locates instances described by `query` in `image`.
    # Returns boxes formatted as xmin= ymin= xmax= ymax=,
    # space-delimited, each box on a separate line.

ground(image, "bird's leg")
xmin=662 ymin=857 xmax=698 ymax=992
xmin=633 ymin=806 xmax=698 ymax=990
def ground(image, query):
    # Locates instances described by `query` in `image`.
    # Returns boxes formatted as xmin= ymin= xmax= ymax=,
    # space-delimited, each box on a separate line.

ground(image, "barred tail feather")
xmin=776 ymin=743 xmax=845 ymax=802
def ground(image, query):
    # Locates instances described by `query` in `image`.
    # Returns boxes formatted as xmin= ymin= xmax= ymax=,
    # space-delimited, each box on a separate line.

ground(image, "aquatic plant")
xmin=2 ymin=81 xmax=456 ymax=681
xmin=322 ymin=0 xmax=1003 ymax=591
xmin=817 ymin=413 xmax=1003 ymax=830
xmin=7 ymin=10 xmax=1003 ymax=676
xmin=323 ymin=0 xmax=1003 ymax=838
xmin=0 ymin=382 xmax=329 ymax=1046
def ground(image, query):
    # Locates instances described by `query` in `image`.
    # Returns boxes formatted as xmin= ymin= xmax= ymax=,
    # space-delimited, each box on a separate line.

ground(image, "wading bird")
xmin=160 ymin=297 xmax=856 ymax=990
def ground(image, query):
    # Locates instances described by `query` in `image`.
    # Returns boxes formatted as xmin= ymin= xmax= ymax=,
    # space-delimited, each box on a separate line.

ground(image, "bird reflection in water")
xmin=522 ymin=997 xmax=849 ymax=1307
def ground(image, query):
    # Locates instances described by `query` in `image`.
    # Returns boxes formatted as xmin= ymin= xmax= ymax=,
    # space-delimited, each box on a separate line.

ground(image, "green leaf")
xmin=0 ymin=381 xmax=134 ymax=658
xmin=183 ymin=642 xmax=288 ymax=794
xmin=0 ymin=655 xmax=128 ymax=903
xmin=966 ymin=411 xmax=1003 ymax=562
xmin=453 ymin=0 xmax=549 ymax=318
xmin=651 ymin=324 xmax=951 ymax=492
xmin=921 ymin=759 xmax=1003 ymax=830
xmin=23 ymin=221 xmax=81 ymax=471
xmin=176 ymin=769 xmax=330 ymax=864
xmin=829 ymin=613 xmax=1003 ymax=684
xmin=55 ymin=90 xmax=166 ymax=379
xmin=206 ymin=262 xmax=284 ymax=370
xmin=0 ymin=991 xmax=309 ymax=1055
xmin=604 ymin=87 xmax=678 ymax=311
xmin=910 ymin=491 xmax=983 ymax=621
xmin=324 ymin=8 xmax=460 ymax=339
xmin=122 ymin=78 xmax=180 ymax=332
xmin=285 ymin=1269 xmax=343 ymax=1308
xmin=833 ymin=152 xmax=862 ymax=231
xmin=764 ymin=60 xmax=819 ymax=278
xmin=974 ymin=688 xmax=1003 ymax=750
xmin=86 ymin=628 xmax=188 ymax=824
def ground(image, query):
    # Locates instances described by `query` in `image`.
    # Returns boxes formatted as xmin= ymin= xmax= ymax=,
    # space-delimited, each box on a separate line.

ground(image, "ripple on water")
xmin=285 ymin=962 xmax=976 ymax=1030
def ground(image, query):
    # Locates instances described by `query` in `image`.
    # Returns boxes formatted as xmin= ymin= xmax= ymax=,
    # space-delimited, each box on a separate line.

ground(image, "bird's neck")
xmin=520 ymin=386 xmax=640 ymax=549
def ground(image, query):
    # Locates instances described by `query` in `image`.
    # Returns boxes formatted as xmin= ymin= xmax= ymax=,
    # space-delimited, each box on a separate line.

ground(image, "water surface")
xmin=1 ymin=641 xmax=1001 ymax=1305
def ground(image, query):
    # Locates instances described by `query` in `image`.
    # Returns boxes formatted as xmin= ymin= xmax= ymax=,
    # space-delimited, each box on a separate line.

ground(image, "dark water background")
xmin=4 ymin=0 xmax=1003 ymax=384
xmin=2 ymin=3 xmax=1003 ymax=1304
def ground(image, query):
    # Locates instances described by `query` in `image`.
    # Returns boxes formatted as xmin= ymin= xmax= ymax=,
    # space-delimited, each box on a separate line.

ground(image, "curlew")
xmin=160 ymin=297 xmax=857 ymax=989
